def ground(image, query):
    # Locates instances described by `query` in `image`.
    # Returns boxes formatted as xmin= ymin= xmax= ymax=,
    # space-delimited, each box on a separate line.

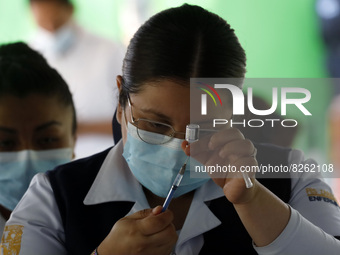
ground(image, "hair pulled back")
xmin=120 ymin=4 xmax=246 ymax=106
xmin=0 ymin=42 xmax=77 ymax=133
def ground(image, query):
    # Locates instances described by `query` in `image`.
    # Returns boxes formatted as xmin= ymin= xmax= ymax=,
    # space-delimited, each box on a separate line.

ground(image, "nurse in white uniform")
xmin=0 ymin=42 xmax=76 ymax=238
xmin=29 ymin=0 xmax=125 ymax=159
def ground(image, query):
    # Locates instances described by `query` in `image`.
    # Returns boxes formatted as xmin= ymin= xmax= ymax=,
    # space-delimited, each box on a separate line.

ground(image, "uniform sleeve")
xmin=254 ymin=149 xmax=340 ymax=255
xmin=0 ymin=173 xmax=66 ymax=255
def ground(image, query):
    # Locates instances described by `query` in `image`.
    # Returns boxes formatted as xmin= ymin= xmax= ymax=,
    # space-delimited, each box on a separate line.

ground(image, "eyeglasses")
xmin=126 ymin=97 xmax=186 ymax=145
xmin=125 ymin=97 xmax=221 ymax=145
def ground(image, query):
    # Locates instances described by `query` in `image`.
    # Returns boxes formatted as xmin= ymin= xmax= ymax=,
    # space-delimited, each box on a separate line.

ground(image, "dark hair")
xmin=120 ymin=4 xmax=246 ymax=107
xmin=0 ymin=42 xmax=77 ymax=134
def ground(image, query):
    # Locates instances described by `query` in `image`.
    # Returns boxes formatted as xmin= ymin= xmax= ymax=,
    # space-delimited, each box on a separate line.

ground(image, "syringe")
xmin=161 ymin=125 xmax=198 ymax=212
xmin=161 ymin=157 xmax=189 ymax=212
xmin=161 ymin=124 xmax=254 ymax=212
xmin=185 ymin=124 xmax=253 ymax=189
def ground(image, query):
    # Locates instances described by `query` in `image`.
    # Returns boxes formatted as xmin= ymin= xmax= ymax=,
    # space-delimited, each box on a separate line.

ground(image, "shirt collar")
xmin=83 ymin=141 xmax=148 ymax=206
xmin=84 ymin=141 xmax=224 ymax=205
xmin=83 ymin=141 xmax=226 ymax=249
xmin=176 ymin=180 xmax=225 ymax=249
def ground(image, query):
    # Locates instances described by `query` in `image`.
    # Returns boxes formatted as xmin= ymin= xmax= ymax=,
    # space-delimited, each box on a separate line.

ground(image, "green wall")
xmin=0 ymin=0 xmax=331 ymax=161
xmin=0 ymin=0 xmax=327 ymax=78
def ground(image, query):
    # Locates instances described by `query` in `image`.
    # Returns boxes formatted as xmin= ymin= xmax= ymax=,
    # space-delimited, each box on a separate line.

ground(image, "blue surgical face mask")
xmin=0 ymin=148 xmax=73 ymax=211
xmin=35 ymin=22 xmax=75 ymax=57
xmin=123 ymin=122 xmax=209 ymax=198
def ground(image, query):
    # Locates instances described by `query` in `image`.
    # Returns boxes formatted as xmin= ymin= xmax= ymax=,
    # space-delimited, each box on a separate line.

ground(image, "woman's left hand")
xmin=183 ymin=127 xmax=291 ymax=247
xmin=182 ymin=127 xmax=258 ymax=205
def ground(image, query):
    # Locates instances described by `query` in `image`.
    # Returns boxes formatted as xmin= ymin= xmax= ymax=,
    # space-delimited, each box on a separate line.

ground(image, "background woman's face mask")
xmin=33 ymin=22 xmax=76 ymax=57
xmin=0 ymin=148 xmax=73 ymax=211
xmin=123 ymin=123 xmax=208 ymax=198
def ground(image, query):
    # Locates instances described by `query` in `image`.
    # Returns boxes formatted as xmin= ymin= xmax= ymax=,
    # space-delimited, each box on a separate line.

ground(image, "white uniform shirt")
xmin=1 ymin=141 xmax=340 ymax=254
xmin=30 ymin=20 xmax=125 ymax=159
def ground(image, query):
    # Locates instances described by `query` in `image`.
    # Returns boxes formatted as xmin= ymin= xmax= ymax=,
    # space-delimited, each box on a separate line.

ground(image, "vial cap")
xmin=186 ymin=124 xmax=200 ymax=143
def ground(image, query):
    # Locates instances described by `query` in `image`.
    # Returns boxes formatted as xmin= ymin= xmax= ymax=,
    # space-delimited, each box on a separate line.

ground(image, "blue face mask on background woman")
xmin=0 ymin=148 xmax=72 ymax=210
xmin=123 ymin=123 xmax=209 ymax=198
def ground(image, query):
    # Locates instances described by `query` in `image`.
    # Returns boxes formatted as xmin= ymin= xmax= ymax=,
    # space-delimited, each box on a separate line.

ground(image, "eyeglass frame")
xmin=125 ymin=96 xmax=221 ymax=144
xmin=125 ymin=96 xmax=186 ymax=144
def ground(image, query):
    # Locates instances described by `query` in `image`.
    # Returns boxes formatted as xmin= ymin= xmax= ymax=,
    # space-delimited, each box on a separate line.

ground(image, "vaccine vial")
xmin=186 ymin=124 xmax=200 ymax=143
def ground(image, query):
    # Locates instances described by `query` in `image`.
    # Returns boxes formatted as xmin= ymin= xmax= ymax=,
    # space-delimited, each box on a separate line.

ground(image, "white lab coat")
xmin=30 ymin=20 xmax=125 ymax=159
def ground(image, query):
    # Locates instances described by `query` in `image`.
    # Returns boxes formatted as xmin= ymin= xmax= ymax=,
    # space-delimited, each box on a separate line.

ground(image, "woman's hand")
xmin=97 ymin=206 xmax=177 ymax=255
xmin=182 ymin=128 xmax=291 ymax=246
xmin=182 ymin=127 xmax=258 ymax=205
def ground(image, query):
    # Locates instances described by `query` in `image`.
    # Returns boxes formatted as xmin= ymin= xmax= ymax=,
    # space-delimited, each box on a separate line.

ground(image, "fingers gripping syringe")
xmin=161 ymin=124 xmax=254 ymax=212
xmin=185 ymin=124 xmax=253 ymax=189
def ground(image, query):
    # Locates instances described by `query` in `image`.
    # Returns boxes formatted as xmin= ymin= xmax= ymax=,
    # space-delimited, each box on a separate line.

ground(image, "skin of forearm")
xmin=233 ymin=180 xmax=291 ymax=247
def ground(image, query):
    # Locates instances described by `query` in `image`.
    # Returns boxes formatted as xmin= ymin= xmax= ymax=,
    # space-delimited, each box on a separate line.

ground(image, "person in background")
xmin=0 ymin=42 xmax=76 ymax=237
xmin=2 ymin=5 xmax=340 ymax=255
xmin=316 ymin=0 xmax=340 ymax=94
xmin=315 ymin=0 xmax=340 ymax=203
xmin=329 ymin=95 xmax=340 ymax=201
xmin=29 ymin=0 xmax=124 ymax=159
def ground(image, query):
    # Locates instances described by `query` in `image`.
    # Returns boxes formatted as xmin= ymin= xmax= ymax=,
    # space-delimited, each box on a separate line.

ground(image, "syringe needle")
xmin=161 ymin=157 xmax=189 ymax=212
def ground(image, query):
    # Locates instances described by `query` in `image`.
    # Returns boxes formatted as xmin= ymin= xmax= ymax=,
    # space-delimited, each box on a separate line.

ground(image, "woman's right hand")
xmin=97 ymin=206 xmax=178 ymax=255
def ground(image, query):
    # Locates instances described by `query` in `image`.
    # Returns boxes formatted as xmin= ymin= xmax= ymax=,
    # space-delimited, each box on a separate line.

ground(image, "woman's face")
xmin=116 ymin=78 xmax=232 ymax=145
xmin=117 ymin=79 xmax=190 ymax=145
xmin=0 ymin=94 xmax=76 ymax=154
xmin=30 ymin=1 xmax=73 ymax=32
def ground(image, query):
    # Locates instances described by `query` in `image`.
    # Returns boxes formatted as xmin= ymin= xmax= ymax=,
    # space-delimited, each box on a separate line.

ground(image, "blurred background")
xmin=0 ymin=0 xmax=327 ymax=77
xmin=1 ymin=0 xmax=340 ymax=199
